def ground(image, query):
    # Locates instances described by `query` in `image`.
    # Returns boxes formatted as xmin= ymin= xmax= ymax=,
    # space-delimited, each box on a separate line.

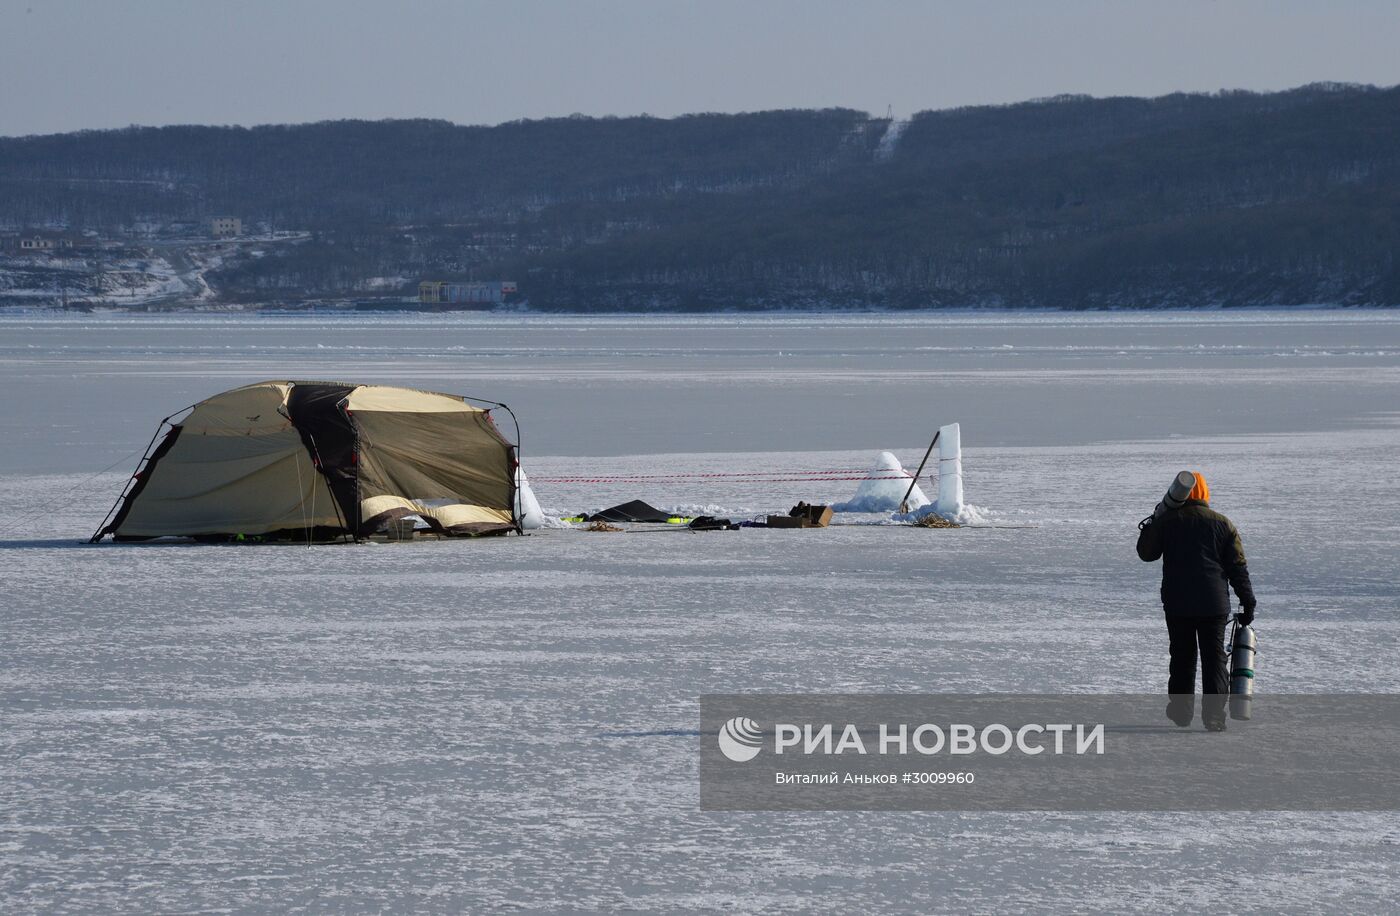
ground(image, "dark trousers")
xmin=1165 ymin=615 xmax=1229 ymax=725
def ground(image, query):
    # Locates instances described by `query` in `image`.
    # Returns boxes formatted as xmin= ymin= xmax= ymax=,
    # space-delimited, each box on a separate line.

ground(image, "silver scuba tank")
xmin=1154 ymin=471 xmax=1197 ymax=519
xmin=1229 ymin=621 xmax=1257 ymax=721
xmin=1139 ymin=471 xmax=1198 ymax=531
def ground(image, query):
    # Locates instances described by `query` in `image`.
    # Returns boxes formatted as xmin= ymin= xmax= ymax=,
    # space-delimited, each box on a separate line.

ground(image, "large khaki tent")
xmin=93 ymin=381 xmax=521 ymax=542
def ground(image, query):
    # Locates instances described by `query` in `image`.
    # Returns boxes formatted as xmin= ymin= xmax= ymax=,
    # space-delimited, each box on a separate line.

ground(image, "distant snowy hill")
xmin=2 ymin=84 xmax=1397 ymax=309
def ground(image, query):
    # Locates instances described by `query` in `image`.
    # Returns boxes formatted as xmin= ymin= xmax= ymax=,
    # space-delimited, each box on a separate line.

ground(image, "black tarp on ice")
xmin=583 ymin=500 xmax=674 ymax=523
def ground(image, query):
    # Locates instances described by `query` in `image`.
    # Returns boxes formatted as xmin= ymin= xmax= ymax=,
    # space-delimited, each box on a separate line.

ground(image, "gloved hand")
xmin=1238 ymin=605 xmax=1256 ymax=626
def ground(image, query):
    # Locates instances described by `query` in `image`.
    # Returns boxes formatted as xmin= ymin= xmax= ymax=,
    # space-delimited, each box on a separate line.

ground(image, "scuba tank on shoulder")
xmin=1139 ymin=471 xmax=1197 ymax=530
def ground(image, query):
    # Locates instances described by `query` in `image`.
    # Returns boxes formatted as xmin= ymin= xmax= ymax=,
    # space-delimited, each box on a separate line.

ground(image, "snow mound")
xmin=515 ymin=468 xmax=545 ymax=530
xmin=833 ymin=451 xmax=928 ymax=513
xmin=894 ymin=502 xmax=993 ymax=527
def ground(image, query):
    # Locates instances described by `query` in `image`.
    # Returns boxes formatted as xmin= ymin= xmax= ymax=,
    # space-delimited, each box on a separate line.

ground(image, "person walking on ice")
xmin=1136 ymin=471 xmax=1257 ymax=731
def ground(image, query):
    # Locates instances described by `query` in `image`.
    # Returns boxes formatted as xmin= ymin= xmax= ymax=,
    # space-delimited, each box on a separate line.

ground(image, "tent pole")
xmin=88 ymin=406 xmax=191 ymax=543
xmin=303 ymin=431 xmax=352 ymax=543
xmin=345 ymin=401 xmax=360 ymax=542
xmin=495 ymin=403 xmax=525 ymax=535
xmin=898 ymin=429 xmax=940 ymax=515
xmin=458 ymin=394 xmax=525 ymax=535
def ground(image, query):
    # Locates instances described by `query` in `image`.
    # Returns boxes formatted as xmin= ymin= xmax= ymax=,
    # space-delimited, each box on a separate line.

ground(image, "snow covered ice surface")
xmin=3 ymin=311 xmax=1400 ymax=912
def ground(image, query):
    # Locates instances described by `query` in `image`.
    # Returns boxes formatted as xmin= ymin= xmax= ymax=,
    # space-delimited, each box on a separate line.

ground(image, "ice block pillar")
xmin=934 ymin=422 xmax=963 ymax=518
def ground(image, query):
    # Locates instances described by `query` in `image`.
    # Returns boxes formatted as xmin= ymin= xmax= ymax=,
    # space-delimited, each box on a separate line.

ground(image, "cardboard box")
xmin=766 ymin=503 xmax=833 ymax=528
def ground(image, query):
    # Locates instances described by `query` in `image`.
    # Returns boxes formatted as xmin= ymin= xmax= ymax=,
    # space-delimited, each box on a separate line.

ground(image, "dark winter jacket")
xmin=1136 ymin=499 xmax=1256 ymax=617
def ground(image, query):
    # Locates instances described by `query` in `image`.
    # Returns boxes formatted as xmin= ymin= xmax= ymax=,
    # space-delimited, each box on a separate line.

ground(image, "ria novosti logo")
xmin=717 ymin=716 xmax=763 ymax=762
xmin=714 ymin=716 xmax=1106 ymax=761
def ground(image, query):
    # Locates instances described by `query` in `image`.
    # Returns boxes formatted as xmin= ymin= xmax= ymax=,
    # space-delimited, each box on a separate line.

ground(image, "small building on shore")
xmin=207 ymin=217 xmax=242 ymax=239
xmin=2 ymin=230 xmax=91 ymax=253
xmin=418 ymin=280 xmax=518 ymax=306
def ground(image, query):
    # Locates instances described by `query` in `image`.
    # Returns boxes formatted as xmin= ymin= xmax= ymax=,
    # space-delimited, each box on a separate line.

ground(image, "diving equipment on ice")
xmin=1229 ymin=619 xmax=1257 ymax=721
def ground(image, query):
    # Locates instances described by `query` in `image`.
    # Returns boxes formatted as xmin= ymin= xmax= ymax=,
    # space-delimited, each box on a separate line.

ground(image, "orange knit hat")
xmin=1189 ymin=472 xmax=1210 ymax=503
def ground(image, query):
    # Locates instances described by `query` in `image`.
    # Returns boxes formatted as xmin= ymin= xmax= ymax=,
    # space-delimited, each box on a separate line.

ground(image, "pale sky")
xmin=1 ymin=0 xmax=1397 ymax=137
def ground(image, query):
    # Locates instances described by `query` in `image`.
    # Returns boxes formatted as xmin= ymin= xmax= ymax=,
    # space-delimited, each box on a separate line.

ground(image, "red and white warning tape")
xmin=532 ymin=471 xmax=919 ymax=484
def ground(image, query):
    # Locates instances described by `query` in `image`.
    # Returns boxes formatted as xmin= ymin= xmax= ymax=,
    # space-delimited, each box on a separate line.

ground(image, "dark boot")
xmin=1166 ymin=695 xmax=1195 ymax=727
xmin=1199 ymin=616 xmax=1230 ymax=730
